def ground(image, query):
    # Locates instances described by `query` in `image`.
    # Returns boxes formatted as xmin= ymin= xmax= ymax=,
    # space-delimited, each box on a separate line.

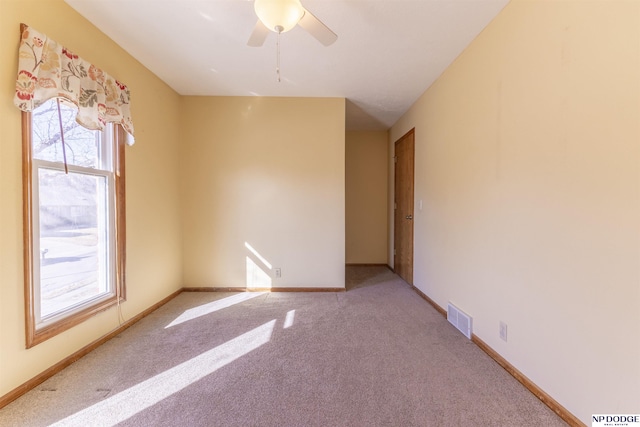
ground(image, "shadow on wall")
xmin=345 ymin=100 xmax=388 ymax=131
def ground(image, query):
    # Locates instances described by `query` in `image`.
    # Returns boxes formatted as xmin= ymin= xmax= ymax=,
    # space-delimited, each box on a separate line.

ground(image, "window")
xmin=23 ymin=98 xmax=126 ymax=348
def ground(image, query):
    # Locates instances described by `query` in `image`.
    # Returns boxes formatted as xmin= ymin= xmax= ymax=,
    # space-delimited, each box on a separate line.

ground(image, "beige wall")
xmin=0 ymin=0 xmax=183 ymax=397
xmin=390 ymin=0 xmax=640 ymax=423
xmin=180 ymin=97 xmax=345 ymax=289
xmin=345 ymin=131 xmax=388 ymax=264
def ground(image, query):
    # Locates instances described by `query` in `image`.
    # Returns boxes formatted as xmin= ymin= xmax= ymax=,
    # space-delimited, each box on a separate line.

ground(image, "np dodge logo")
xmin=592 ymin=415 xmax=640 ymax=427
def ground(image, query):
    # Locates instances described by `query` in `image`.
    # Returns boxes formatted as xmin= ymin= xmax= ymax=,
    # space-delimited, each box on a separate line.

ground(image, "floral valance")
xmin=14 ymin=24 xmax=135 ymax=145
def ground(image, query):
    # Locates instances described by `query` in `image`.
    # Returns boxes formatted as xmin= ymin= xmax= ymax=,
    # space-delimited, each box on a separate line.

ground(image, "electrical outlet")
xmin=275 ymin=268 xmax=281 ymax=279
xmin=499 ymin=321 xmax=508 ymax=342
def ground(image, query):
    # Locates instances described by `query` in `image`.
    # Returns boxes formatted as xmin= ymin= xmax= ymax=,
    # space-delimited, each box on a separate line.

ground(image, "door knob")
xmin=405 ymin=215 xmax=413 ymax=220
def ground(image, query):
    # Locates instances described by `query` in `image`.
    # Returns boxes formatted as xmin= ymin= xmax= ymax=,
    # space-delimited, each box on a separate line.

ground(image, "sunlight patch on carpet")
xmin=51 ymin=320 xmax=276 ymax=427
xmin=284 ymin=309 xmax=295 ymax=328
xmin=166 ymin=292 xmax=265 ymax=328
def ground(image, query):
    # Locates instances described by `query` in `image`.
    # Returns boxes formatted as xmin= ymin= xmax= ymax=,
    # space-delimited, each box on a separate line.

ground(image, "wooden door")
xmin=394 ymin=129 xmax=415 ymax=284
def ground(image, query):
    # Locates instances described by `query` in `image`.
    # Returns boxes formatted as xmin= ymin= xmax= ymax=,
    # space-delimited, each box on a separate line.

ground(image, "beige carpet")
xmin=0 ymin=266 xmax=567 ymax=426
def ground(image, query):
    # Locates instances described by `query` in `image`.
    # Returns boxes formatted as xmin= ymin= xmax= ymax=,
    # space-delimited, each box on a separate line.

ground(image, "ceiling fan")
xmin=247 ymin=0 xmax=338 ymax=47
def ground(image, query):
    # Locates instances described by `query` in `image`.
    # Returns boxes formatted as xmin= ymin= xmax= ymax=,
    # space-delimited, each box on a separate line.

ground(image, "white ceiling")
xmin=64 ymin=0 xmax=509 ymax=131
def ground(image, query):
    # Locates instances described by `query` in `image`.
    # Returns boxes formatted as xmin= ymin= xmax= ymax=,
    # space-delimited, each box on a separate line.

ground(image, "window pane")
xmin=38 ymin=168 xmax=112 ymax=320
xmin=31 ymin=99 xmax=106 ymax=169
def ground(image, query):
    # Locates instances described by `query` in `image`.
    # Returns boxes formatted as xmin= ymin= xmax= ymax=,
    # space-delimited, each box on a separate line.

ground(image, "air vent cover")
xmin=447 ymin=303 xmax=472 ymax=339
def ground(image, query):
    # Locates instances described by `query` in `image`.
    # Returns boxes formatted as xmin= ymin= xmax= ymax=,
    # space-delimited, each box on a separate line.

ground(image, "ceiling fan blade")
xmin=298 ymin=9 xmax=337 ymax=46
xmin=247 ymin=20 xmax=270 ymax=47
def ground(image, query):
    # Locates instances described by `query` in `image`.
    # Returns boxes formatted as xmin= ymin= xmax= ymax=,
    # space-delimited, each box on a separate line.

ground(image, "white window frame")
xmin=23 ymin=100 xmax=126 ymax=348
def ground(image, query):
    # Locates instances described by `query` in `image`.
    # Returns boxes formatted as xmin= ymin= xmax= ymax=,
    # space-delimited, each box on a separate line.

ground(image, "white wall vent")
xmin=447 ymin=303 xmax=472 ymax=339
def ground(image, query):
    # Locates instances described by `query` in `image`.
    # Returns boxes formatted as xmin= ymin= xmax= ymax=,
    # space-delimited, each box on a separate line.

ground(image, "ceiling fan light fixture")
xmin=254 ymin=0 xmax=304 ymax=33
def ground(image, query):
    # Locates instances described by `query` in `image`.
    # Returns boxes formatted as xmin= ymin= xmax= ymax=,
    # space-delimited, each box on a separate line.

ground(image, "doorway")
xmin=393 ymin=128 xmax=415 ymax=284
